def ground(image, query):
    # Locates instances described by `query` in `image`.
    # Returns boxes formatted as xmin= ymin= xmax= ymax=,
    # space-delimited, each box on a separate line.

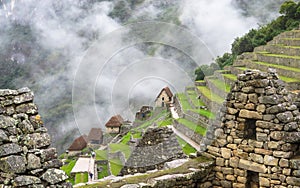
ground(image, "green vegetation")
xmin=254 ymin=61 xmax=300 ymax=72
xmin=176 ymin=136 xmax=197 ymax=155
xmin=98 ymin=164 xmax=109 ymax=179
xmin=177 ymin=118 xmax=206 ymax=136
xmin=190 ymin=109 xmax=215 ymax=119
xmin=79 ymin=157 xmax=212 ymax=188
xmin=195 ymin=63 xmax=220 ymax=80
xmin=133 ymin=109 xmax=169 ymax=131
xmin=223 ymin=74 xmax=237 ymax=81
xmin=260 ymin=52 xmax=300 ymax=59
xmin=75 ymin=172 xmax=88 ymax=184
xmin=110 ymin=158 xmax=123 ymax=176
xmin=157 ymin=118 xmax=173 ymax=127
xmin=279 ymin=75 xmax=300 ymax=82
xmin=109 ymin=143 xmax=131 ymax=159
xmin=207 ymin=77 xmax=231 ymax=93
xmin=95 ymin=150 xmax=108 ymax=161
xmin=177 ymin=93 xmax=192 ymax=111
xmin=186 ymin=90 xmax=205 ymax=106
xmin=197 ymin=86 xmax=224 ymax=104
xmin=61 ymin=159 xmax=76 ymax=177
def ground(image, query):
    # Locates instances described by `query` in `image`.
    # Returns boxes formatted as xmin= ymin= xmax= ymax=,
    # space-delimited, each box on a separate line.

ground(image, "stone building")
xmin=0 ymin=88 xmax=70 ymax=187
xmin=155 ymin=87 xmax=173 ymax=108
xmin=87 ymin=128 xmax=103 ymax=144
xmin=135 ymin=106 xmax=153 ymax=121
xmin=105 ymin=114 xmax=124 ymax=134
xmin=68 ymin=134 xmax=88 ymax=154
xmin=203 ymin=70 xmax=300 ymax=187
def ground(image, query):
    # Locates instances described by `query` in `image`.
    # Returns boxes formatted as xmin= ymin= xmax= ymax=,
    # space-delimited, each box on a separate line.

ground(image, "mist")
xmin=0 ymin=0 xmax=290 ymax=152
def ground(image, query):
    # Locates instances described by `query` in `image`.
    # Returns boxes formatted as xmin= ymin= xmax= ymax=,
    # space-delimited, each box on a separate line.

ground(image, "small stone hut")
xmin=204 ymin=70 xmax=300 ymax=187
xmin=155 ymin=87 xmax=173 ymax=108
xmin=68 ymin=134 xmax=88 ymax=153
xmin=87 ymin=128 xmax=103 ymax=144
xmin=105 ymin=114 xmax=124 ymax=134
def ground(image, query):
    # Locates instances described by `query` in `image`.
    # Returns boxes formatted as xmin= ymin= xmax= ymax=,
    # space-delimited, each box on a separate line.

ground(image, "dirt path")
xmin=71 ymin=156 xmax=95 ymax=182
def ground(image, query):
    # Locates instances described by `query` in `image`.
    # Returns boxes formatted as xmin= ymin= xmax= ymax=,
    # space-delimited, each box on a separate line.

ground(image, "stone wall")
xmin=119 ymin=126 xmax=185 ymax=175
xmin=173 ymin=120 xmax=202 ymax=144
xmin=202 ymin=70 xmax=300 ymax=187
xmin=0 ymin=88 xmax=70 ymax=187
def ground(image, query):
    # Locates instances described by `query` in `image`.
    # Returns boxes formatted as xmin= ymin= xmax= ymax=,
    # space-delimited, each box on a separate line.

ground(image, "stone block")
xmin=216 ymin=157 xmax=225 ymax=166
xmin=259 ymin=177 xmax=270 ymax=187
xmin=249 ymin=153 xmax=263 ymax=163
xmin=227 ymin=107 xmax=238 ymax=115
xmin=239 ymin=159 xmax=267 ymax=173
xmin=276 ymin=111 xmax=293 ymax=123
xmin=221 ymin=148 xmax=231 ymax=159
xmin=226 ymin=175 xmax=235 ymax=181
xmin=13 ymin=176 xmax=41 ymax=187
xmin=279 ymin=158 xmax=289 ymax=168
xmin=248 ymin=93 xmax=258 ymax=103
xmin=256 ymin=133 xmax=268 ymax=142
xmin=286 ymin=177 xmax=300 ymax=186
xmin=283 ymin=168 xmax=291 ymax=176
xmin=222 ymin=167 xmax=233 ymax=175
xmin=264 ymin=155 xmax=279 ymax=166
xmin=239 ymin=109 xmax=262 ymax=119
xmin=237 ymin=176 xmax=247 ymax=184
xmin=229 ymin=157 xmax=239 ymax=168
xmin=256 ymin=104 xmax=266 ymax=113
xmin=290 ymin=159 xmax=300 ymax=169
xmin=273 ymin=151 xmax=293 ymax=158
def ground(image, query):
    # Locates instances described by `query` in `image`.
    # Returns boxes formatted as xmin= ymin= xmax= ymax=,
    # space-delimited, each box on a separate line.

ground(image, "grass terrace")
xmin=190 ymin=109 xmax=215 ymax=119
xmin=197 ymin=86 xmax=224 ymax=104
xmin=207 ymin=77 xmax=231 ymax=93
xmin=98 ymin=164 xmax=109 ymax=179
xmin=177 ymin=118 xmax=206 ymax=136
xmin=133 ymin=109 xmax=169 ymax=131
xmin=258 ymin=52 xmax=300 ymax=60
xmin=186 ymin=89 xmax=205 ymax=106
xmin=254 ymin=61 xmax=300 ymax=72
xmin=223 ymin=74 xmax=237 ymax=81
xmin=75 ymin=172 xmax=88 ymax=184
xmin=176 ymin=136 xmax=197 ymax=155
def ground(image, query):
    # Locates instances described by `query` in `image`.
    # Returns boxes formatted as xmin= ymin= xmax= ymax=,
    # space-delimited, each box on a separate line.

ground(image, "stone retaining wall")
xmin=119 ymin=127 xmax=185 ymax=175
xmin=173 ymin=120 xmax=202 ymax=144
xmin=203 ymin=70 xmax=300 ymax=187
xmin=0 ymin=88 xmax=70 ymax=187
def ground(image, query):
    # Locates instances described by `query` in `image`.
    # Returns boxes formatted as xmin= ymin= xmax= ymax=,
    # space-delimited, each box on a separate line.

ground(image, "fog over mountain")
xmin=0 ymin=0 xmax=288 ymax=152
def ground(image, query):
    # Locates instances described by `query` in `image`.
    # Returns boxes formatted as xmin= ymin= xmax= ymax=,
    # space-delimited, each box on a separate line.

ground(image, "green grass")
xmin=79 ymin=157 xmax=212 ymax=188
xmin=109 ymin=143 xmax=131 ymax=159
xmin=223 ymin=74 xmax=237 ymax=81
xmin=157 ymin=118 xmax=173 ymax=127
xmin=95 ymin=150 xmax=108 ymax=161
xmin=120 ymin=132 xmax=131 ymax=144
xmin=207 ymin=77 xmax=231 ymax=93
xmin=75 ymin=172 xmax=88 ymax=184
xmin=279 ymin=75 xmax=300 ymax=82
xmin=177 ymin=118 xmax=206 ymax=136
xmin=110 ymin=158 xmax=123 ymax=176
xmin=254 ymin=61 xmax=300 ymax=72
xmin=197 ymin=86 xmax=224 ymax=104
xmin=177 ymin=93 xmax=192 ymax=112
xmin=133 ymin=109 xmax=168 ymax=131
xmin=190 ymin=109 xmax=215 ymax=119
xmin=186 ymin=90 xmax=205 ymax=106
xmin=176 ymin=136 xmax=197 ymax=155
xmin=61 ymin=159 xmax=76 ymax=176
xmin=258 ymin=52 xmax=300 ymax=60
xmin=98 ymin=164 xmax=109 ymax=179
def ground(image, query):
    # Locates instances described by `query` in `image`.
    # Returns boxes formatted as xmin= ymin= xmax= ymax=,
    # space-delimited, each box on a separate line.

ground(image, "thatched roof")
xmin=88 ymin=128 xmax=103 ymax=141
xmin=156 ymin=87 xmax=173 ymax=99
xmin=68 ymin=135 xmax=88 ymax=151
xmin=105 ymin=115 xmax=124 ymax=127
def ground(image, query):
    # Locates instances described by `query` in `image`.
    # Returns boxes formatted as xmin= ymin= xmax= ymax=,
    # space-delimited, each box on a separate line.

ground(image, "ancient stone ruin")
xmin=119 ymin=126 xmax=185 ymax=175
xmin=203 ymin=69 xmax=300 ymax=187
xmin=0 ymin=88 xmax=70 ymax=187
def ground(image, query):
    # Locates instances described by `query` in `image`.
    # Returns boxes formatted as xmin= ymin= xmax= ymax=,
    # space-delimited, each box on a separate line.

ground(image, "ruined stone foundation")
xmin=203 ymin=70 xmax=300 ymax=188
xmin=0 ymin=88 xmax=71 ymax=187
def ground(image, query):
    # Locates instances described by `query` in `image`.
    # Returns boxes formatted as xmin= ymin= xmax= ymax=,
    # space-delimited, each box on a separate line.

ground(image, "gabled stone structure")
xmin=204 ymin=70 xmax=300 ymax=187
xmin=0 ymin=88 xmax=70 ymax=187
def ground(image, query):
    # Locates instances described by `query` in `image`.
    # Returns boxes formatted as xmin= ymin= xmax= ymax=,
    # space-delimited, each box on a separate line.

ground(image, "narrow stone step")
xmin=204 ymin=76 xmax=230 ymax=99
xmin=196 ymin=85 xmax=224 ymax=112
xmin=255 ymin=44 xmax=300 ymax=57
xmin=269 ymin=38 xmax=300 ymax=46
xmin=255 ymin=52 xmax=300 ymax=69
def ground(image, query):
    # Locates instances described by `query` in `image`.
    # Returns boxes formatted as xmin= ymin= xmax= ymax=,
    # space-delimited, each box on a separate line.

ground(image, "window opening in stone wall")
xmin=162 ymin=97 xmax=164 ymax=101
xmin=246 ymin=171 xmax=259 ymax=188
xmin=244 ymin=119 xmax=256 ymax=139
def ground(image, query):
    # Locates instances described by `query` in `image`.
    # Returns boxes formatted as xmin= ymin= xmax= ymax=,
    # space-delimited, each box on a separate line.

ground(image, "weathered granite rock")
xmin=0 ymin=155 xmax=26 ymax=173
xmin=41 ymin=169 xmax=68 ymax=184
xmin=13 ymin=175 xmax=41 ymax=187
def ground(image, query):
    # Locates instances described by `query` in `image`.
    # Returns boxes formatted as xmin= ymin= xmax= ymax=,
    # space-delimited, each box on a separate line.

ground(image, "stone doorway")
xmin=244 ymin=119 xmax=256 ymax=139
xmin=246 ymin=171 xmax=259 ymax=188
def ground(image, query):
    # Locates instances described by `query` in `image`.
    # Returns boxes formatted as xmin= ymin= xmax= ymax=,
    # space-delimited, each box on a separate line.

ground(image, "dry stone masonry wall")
xmin=0 ymin=88 xmax=70 ymax=188
xmin=120 ymin=126 xmax=185 ymax=176
xmin=203 ymin=69 xmax=300 ymax=188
